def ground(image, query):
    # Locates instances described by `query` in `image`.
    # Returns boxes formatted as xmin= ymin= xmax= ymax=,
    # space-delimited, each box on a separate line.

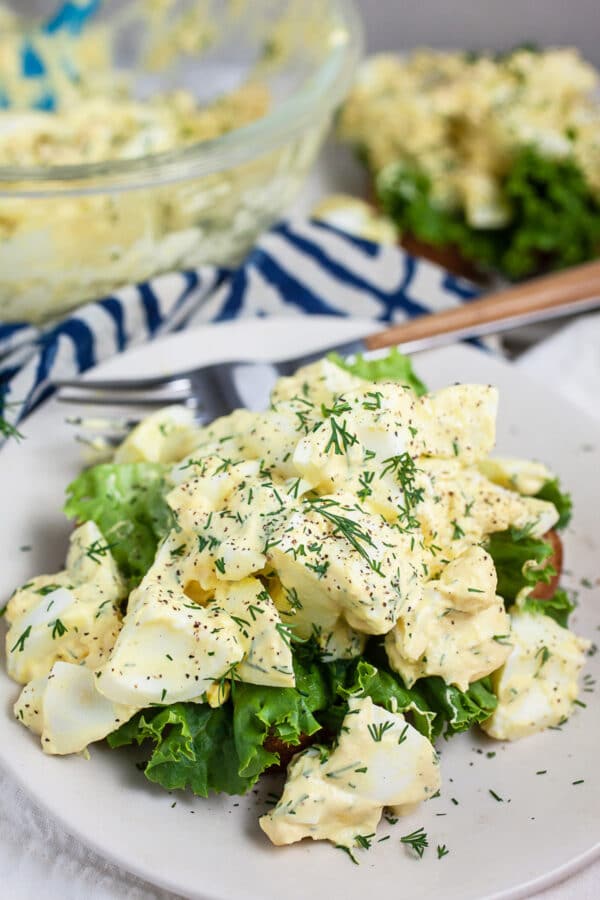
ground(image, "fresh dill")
xmin=321 ymin=399 xmax=352 ymax=418
xmin=357 ymin=470 xmax=375 ymax=502
xmin=10 ymin=625 xmax=32 ymax=653
xmin=400 ymin=827 xmax=428 ymax=858
xmin=362 ymin=391 xmax=383 ymax=411
xmin=85 ymin=539 xmax=118 ymax=563
xmin=397 ymin=723 xmax=409 ymax=745
xmin=50 ymin=618 xmax=68 ymax=639
xmin=35 ymin=584 xmax=63 ymax=596
xmin=354 ymin=833 xmax=376 ymax=850
xmin=324 ymin=417 xmax=358 ymax=456
xmin=367 ymin=720 xmax=395 ymax=743
xmin=380 ymin=452 xmax=423 ymax=530
xmin=306 ymin=498 xmax=383 ymax=576
xmin=335 ymin=844 xmax=359 ymax=865
xmin=451 ymin=519 xmax=465 ymax=540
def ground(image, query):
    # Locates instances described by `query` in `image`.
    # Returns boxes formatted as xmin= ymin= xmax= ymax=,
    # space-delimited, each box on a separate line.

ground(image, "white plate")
xmin=1 ymin=316 xmax=599 ymax=900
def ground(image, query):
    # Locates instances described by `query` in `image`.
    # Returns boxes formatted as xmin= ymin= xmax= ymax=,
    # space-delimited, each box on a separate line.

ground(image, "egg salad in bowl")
xmin=2 ymin=350 xmax=588 ymax=855
xmin=0 ymin=0 xmax=361 ymax=321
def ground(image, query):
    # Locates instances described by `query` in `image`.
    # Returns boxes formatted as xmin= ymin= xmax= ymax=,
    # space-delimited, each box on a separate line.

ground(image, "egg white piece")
xmin=269 ymin=494 xmax=423 ymax=636
xmin=114 ymin=406 xmax=200 ymax=464
xmin=96 ymin=574 xmax=244 ymax=707
xmin=482 ymin=610 xmax=590 ymax=740
xmin=477 ymin=457 xmax=555 ymax=496
xmin=385 ymin=547 xmax=511 ymax=690
xmin=270 ymin=358 xmax=367 ymax=408
xmin=215 ymin=578 xmax=295 ymax=688
xmin=260 ymin=696 xmax=440 ymax=848
xmin=5 ymin=522 xmax=125 ymax=684
xmin=15 ymin=661 xmax=138 ymax=755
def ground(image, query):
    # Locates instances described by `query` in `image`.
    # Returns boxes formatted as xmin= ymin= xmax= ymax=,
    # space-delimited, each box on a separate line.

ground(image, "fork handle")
xmin=364 ymin=259 xmax=600 ymax=353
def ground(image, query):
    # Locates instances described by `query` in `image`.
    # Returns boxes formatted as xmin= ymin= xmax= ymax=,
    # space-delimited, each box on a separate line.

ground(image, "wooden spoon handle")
xmin=364 ymin=259 xmax=600 ymax=352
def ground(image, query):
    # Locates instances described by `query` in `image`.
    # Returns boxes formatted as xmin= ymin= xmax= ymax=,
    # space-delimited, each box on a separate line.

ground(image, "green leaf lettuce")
xmin=108 ymin=703 xmax=252 ymax=797
xmin=521 ymin=588 xmax=575 ymax=628
xmin=64 ymin=462 xmax=174 ymax=588
xmin=534 ymin=478 xmax=572 ymax=530
xmin=486 ymin=526 xmax=555 ymax=604
xmin=418 ymin=676 xmax=498 ymax=738
xmin=329 ymin=347 xmax=427 ymax=396
xmin=377 ymin=148 xmax=600 ymax=279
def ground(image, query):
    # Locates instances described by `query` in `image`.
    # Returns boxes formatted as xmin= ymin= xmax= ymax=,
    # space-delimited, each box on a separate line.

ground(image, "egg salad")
xmin=0 ymin=3 xmax=269 ymax=166
xmin=338 ymin=47 xmax=600 ymax=278
xmin=0 ymin=2 xmax=277 ymax=322
xmin=2 ymin=350 xmax=589 ymax=854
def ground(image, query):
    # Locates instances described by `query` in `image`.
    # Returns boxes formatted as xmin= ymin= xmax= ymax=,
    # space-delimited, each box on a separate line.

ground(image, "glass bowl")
xmin=0 ymin=0 xmax=362 ymax=323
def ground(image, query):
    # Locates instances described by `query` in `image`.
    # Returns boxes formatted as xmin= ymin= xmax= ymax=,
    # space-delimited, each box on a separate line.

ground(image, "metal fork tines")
xmin=53 ymin=343 xmax=364 ymax=435
xmin=56 ymin=375 xmax=196 ymax=408
xmin=55 ymin=363 xmax=274 ymax=425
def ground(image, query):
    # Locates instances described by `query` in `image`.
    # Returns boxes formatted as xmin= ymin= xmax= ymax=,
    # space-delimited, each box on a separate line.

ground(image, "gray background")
xmin=356 ymin=0 xmax=599 ymax=64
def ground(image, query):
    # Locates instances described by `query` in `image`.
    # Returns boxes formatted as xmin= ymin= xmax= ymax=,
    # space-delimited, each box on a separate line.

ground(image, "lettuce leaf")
xmin=232 ymin=656 xmax=328 ymax=779
xmin=322 ymin=656 xmax=436 ymax=740
xmin=377 ymin=148 xmax=600 ymax=279
xmin=333 ymin=648 xmax=497 ymax=740
xmin=329 ymin=347 xmax=427 ymax=396
xmin=106 ymin=652 xmax=496 ymax=797
xmin=418 ymin=676 xmax=498 ymax=738
xmin=64 ymin=462 xmax=173 ymax=588
xmin=486 ymin=525 xmax=555 ymax=604
xmin=534 ymin=478 xmax=572 ymax=530
xmin=521 ymin=588 xmax=575 ymax=628
xmin=107 ymin=703 xmax=253 ymax=797
xmin=108 ymin=657 xmax=329 ymax=795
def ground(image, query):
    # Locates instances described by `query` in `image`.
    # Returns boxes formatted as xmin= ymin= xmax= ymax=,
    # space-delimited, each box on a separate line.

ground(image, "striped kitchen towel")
xmin=0 ymin=218 xmax=477 ymax=438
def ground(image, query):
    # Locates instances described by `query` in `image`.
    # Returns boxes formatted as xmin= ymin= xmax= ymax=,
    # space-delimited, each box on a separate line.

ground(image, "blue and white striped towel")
xmin=0 ymin=218 xmax=478 ymax=435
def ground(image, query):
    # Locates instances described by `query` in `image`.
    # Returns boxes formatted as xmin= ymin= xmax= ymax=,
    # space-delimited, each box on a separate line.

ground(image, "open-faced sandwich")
xmin=3 ymin=351 xmax=588 ymax=856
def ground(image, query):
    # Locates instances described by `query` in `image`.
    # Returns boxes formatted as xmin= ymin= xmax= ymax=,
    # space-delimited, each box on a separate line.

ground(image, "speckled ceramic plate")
xmin=1 ymin=317 xmax=598 ymax=900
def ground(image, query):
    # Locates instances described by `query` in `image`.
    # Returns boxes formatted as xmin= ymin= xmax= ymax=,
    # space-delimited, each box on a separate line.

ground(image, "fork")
xmin=55 ymin=258 xmax=600 ymax=430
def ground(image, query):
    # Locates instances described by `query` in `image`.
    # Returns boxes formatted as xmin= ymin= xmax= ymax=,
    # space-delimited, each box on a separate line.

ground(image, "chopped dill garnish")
xmin=10 ymin=625 xmax=32 ymax=653
xmin=50 ymin=618 xmax=68 ymax=639
xmin=400 ymin=827 xmax=428 ymax=858
xmin=367 ymin=720 xmax=395 ymax=743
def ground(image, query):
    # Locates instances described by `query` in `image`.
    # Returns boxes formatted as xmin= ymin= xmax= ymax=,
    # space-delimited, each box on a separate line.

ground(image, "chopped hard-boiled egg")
xmin=5 ymin=522 xmax=126 ymax=684
xmin=270 ymin=358 xmax=367 ymax=408
xmin=215 ymin=578 xmax=295 ymax=688
xmin=269 ymin=493 xmax=423 ymax=636
xmin=413 ymin=459 xmax=559 ymax=571
xmin=96 ymin=530 xmax=297 ymax=706
xmin=15 ymin=662 xmax=138 ymax=755
xmin=7 ymin=350 xmax=589 ymax=853
xmin=338 ymin=49 xmax=600 ymax=227
xmin=260 ymin=696 xmax=440 ymax=848
xmin=481 ymin=609 xmax=590 ymax=740
xmin=95 ymin=535 xmax=245 ymax=707
xmin=385 ymin=547 xmax=511 ymax=690
xmin=114 ymin=406 xmax=201 ymax=464
xmin=477 ymin=457 xmax=555 ymax=496
xmin=311 ymin=195 xmax=398 ymax=244
xmin=292 ymin=383 xmax=498 ymax=496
